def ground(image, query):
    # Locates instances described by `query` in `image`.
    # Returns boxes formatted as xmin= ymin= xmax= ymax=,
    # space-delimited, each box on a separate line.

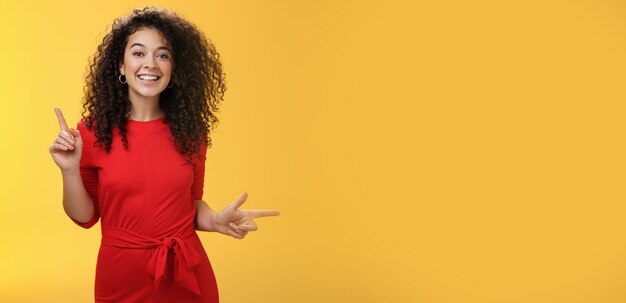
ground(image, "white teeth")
xmin=138 ymin=75 xmax=159 ymax=81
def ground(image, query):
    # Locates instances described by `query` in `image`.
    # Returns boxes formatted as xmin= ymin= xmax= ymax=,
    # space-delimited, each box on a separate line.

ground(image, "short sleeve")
xmin=66 ymin=120 xmax=101 ymax=229
xmin=191 ymin=141 xmax=208 ymax=201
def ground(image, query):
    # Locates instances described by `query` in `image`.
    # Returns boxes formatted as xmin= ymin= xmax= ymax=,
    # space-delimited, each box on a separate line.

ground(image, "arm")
xmin=62 ymin=122 xmax=100 ymax=228
xmin=191 ymin=141 xmax=212 ymax=231
xmin=62 ymin=167 xmax=97 ymax=226
xmin=50 ymin=108 xmax=99 ymax=228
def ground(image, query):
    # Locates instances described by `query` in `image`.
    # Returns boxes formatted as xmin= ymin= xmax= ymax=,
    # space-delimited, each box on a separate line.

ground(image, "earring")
xmin=118 ymin=74 xmax=127 ymax=84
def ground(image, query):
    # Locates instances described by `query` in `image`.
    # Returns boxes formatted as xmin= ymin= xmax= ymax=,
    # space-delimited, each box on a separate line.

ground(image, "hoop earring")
xmin=118 ymin=74 xmax=127 ymax=84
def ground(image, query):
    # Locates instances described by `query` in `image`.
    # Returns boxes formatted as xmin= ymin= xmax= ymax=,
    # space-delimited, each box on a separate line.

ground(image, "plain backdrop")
xmin=2 ymin=0 xmax=626 ymax=302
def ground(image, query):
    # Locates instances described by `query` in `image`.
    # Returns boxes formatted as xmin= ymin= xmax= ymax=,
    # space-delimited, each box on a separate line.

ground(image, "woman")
xmin=49 ymin=6 xmax=279 ymax=303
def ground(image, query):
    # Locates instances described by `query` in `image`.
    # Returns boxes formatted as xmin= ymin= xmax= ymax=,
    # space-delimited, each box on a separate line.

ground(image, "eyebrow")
xmin=129 ymin=43 xmax=171 ymax=52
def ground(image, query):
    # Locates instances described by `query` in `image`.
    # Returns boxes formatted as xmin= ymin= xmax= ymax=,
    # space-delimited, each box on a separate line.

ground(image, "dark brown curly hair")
xmin=81 ymin=6 xmax=226 ymax=164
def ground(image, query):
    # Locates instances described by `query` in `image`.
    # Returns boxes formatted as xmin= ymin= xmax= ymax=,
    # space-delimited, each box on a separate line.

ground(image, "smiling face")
xmin=119 ymin=27 xmax=173 ymax=102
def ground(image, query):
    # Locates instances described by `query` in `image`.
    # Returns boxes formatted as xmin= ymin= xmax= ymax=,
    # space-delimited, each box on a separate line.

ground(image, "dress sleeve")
xmin=66 ymin=120 xmax=101 ymax=229
xmin=191 ymin=141 xmax=208 ymax=201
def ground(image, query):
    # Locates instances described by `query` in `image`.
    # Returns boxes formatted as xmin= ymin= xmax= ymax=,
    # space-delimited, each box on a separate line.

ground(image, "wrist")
xmin=195 ymin=200 xmax=219 ymax=232
xmin=61 ymin=167 xmax=81 ymax=177
xmin=206 ymin=209 xmax=219 ymax=232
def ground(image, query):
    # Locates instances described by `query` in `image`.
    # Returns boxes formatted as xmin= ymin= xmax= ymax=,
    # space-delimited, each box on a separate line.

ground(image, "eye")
xmin=132 ymin=52 xmax=143 ymax=57
xmin=157 ymin=53 xmax=170 ymax=59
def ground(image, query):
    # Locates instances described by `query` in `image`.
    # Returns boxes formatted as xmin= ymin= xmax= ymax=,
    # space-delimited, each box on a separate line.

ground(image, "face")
xmin=119 ymin=27 xmax=173 ymax=100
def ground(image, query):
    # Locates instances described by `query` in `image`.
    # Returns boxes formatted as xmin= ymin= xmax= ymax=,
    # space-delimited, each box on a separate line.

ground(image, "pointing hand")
xmin=213 ymin=192 xmax=280 ymax=239
xmin=49 ymin=106 xmax=83 ymax=172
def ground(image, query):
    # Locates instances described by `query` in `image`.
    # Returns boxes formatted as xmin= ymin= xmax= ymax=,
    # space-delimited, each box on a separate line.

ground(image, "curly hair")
xmin=81 ymin=6 xmax=226 ymax=164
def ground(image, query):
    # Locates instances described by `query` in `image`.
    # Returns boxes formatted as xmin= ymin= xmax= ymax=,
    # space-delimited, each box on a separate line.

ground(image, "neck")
xmin=128 ymin=91 xmax=163 ymax=121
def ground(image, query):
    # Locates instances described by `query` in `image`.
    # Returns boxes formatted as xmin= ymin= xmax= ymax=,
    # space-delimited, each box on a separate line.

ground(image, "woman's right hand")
xmin=49 ymin=106 xmax=83 ymax=172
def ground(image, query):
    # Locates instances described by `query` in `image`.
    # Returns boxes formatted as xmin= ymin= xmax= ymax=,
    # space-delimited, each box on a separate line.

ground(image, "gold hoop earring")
xmin=118 ymin=74 xmax=127 ymax=84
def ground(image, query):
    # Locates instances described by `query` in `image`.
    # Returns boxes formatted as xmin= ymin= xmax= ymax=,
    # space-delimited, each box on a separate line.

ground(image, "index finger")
xmin=246 ymin=209 xmax=281 ymax=219
xmin=54 ymin=106 xmax=69 ymax=131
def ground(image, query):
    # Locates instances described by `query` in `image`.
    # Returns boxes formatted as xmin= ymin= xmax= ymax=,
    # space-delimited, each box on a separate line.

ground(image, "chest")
xmin=96 ymin=131 xmax=194 ymax=196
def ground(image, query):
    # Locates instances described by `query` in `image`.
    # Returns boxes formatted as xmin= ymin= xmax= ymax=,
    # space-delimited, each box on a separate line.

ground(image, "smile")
xmin=137 ymin=74 xmax=161 ymax=81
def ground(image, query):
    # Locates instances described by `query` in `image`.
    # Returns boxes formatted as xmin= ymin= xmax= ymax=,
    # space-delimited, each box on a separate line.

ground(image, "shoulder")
xmin=199 ymin=139 xmax=207 ymax=157
xmin=77 ymin=116 xmax=92 ymax=127
xmin=192 ymin=140 xmax=208 ymax=164
xmin=76 ymin=117 xmax=97 ymax=147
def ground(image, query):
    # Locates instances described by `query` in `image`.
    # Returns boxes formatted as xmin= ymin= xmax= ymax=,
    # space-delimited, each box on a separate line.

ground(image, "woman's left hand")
xmin=212 ymin=191 xmax=280 ymax=239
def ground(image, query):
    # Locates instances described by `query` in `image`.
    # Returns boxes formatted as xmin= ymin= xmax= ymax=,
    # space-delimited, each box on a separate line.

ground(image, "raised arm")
xmin=49 ymin=106 xmax=97 ymax=227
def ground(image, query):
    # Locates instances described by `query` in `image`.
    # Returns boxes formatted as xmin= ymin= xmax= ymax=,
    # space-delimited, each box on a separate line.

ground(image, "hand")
xmin=49 ymin=106 xmax=83 ymax=172
xmin=212 ymin=192 xmax=280 ymax=239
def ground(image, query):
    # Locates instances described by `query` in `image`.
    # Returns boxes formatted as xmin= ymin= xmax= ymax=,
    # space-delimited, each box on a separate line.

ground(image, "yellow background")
xmin=1 ymin=0 xmax=626 ymax=302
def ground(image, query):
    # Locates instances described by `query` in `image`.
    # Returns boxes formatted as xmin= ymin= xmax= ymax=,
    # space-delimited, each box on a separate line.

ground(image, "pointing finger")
xmin=246 ymin=209 xmax=280 ymax=219
xmin=54 ymin=106 xmax=69 ymax=131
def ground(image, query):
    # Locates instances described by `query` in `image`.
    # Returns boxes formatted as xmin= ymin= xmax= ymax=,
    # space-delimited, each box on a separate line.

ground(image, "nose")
xmin=143 ymin=56 xmax=158 ymax=70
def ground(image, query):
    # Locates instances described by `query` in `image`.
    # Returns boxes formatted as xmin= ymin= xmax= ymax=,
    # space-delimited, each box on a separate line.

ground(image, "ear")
xmin=119 ymin=63 xmax=125 ymax=76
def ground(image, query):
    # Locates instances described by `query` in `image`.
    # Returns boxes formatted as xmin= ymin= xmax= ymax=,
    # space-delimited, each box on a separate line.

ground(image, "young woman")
xmin=49 ymin=6 xmax=279 ymax=303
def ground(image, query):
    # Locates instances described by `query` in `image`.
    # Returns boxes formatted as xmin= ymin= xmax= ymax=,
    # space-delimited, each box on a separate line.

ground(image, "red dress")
xmin=66 ymin=115 xmax=219 ymax=303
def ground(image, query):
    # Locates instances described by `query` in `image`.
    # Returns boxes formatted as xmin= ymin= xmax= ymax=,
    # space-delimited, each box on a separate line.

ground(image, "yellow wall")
xmin=2 ymin=0 xmax=626 ymax=302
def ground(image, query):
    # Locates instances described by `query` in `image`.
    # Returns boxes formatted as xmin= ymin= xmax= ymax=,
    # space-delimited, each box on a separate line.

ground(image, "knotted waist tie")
xmin=101 ymin=226 xmax=202 ymax=296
